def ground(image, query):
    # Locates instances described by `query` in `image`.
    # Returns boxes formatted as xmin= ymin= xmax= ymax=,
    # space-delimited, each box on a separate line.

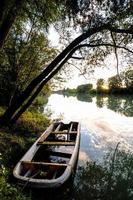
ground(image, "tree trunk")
xmin=10 ymin=49 xmax=74 ymax=124
xmin=0 ymin=25 xmax=132 ymax=126
xmin=0 ymin=26 xmax=98 ymax=125
xmin=0 ymin=0 xmax=24 ymax=49
xmin=0 ymin=0 xmax=6 ymax=23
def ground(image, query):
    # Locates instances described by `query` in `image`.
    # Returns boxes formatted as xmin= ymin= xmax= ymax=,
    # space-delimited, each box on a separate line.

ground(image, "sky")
xmin=48 ymin=26 xmax=130 ymax=89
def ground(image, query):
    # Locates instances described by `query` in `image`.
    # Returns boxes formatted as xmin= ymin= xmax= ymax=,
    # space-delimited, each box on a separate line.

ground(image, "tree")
xmin=77 ymin=84 xmax=93 ymax=93
xmin=0 ymin=0 xmax=62 ymax=49
xmin=0 ymin=0 xmax=133 ymax=126
xmin=123 ymin=68 xmax=133 ymax=91
xmin=96 ymin=79 xmax=105 ymax=92
xmin=108 ymin=75 xmax=123 ymax=92
xmin=0 ymin=21 xmax=56 ymax=106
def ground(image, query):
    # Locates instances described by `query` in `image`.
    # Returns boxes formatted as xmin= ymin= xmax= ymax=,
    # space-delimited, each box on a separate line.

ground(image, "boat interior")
xmin=20 ymin=122 xmax=79 ymax=180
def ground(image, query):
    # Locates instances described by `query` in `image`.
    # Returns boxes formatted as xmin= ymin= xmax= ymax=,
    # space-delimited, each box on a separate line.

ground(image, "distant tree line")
xmin=96 ymin=67 xmax=133 ymax=94
xmin=61 ymin=67 xmax=133 ymax=95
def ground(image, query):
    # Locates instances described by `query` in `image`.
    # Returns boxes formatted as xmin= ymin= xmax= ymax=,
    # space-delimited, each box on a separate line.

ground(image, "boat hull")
xmin=13 ymin=121 xmax=80 ymax=188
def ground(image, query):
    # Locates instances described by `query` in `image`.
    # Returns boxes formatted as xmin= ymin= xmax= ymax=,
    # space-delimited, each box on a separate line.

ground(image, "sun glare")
xmin=101 ymin=85 xmax=109 ymax=90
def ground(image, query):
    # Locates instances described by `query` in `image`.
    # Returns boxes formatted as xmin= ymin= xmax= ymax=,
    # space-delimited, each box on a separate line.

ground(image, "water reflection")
xmin=74 ymin=150 xmax=133 ymax=200
xmin=28 ymin=94 xmax=133 ymax=200
xmin=96 ymin=94 xmax=132 ymax=117
xmin=77 ymin=93 xmax=93 ymax=102
xmin=60 ymin=93 xmax=133 ymax=117
xmin=44 ymin=94 xmax=133 ymax=163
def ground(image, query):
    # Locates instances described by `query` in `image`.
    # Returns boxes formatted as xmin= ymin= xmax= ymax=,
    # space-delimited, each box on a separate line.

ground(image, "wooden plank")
xmin=69 ymin=122 xmax=78 ymax=132
xmin=21 ymin=161 xmax=67 ymax=169
xmin=37 ymin=123 xmax=62 ymax=144
xmin=37 ymin=124 xmax=54 ymax=144
xmin=54 ymin=123 xmax=62 ymax=131
xmin=37 ymin=141 xmax=75 ymax=146
xmin=51 ymin=131 xmax=77 ymax=134
xmin=69 ymin=122 xmax=73 ymax=133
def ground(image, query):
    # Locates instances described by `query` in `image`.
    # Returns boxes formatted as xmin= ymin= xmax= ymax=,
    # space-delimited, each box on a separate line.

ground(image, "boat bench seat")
xmin=51 ymin=131 xmax=77 ymax=134
xmin=21 ymin=161 xmax=67 ymax=169
xmin=37 ymin=141 xmax=75 ymax=146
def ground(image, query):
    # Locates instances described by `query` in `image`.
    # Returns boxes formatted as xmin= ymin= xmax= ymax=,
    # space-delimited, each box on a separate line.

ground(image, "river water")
xmin=32 ymin=93 xmax=133 ymax=200
xmin=44 ymin=93 xmax=133 ymax=164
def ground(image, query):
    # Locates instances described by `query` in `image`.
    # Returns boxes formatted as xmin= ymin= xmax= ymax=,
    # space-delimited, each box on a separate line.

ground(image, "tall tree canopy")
xmin=0 ymin=0 xmax=133 ymax=126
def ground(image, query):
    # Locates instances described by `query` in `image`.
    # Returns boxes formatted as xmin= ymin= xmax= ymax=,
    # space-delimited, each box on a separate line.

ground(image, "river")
xmin=44 ymin=93 xmax=133 ymax=164
xmin=33 ymin=93 xmax=133 ymax=200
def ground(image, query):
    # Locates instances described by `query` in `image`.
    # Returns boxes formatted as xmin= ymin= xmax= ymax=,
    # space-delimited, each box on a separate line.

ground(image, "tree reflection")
xmin=96 ymin=95 xmax=108 ymax=108
xmin=77 ymin=93 xmax=93 ymax=102
xmin=74 ymin=150 xmax=133 ymax=200
xmin=95 ymin=95 xmax=133 ymax=117
xmin=107 ymin=95 xmax=122 ymax=113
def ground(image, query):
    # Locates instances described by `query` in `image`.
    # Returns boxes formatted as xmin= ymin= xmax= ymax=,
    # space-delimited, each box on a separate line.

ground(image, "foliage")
xmin=122 ymin=67 xmax=133 ymax=90
xmin=0 ymin=106 xmax=50 ymax=199
xmin=0 ymin=147 xmax=31 ymax=200
xmin=77 ymin=84 xmax=93 ymax=93
xmin=0 ymin=0 xmax=133 ymax=125
xmin=0 ymin=168 xmax=31 ymax=200
xmin=96 ymin=78 xmax=105 ymax=92
xmin=108 ymin=75 xmax=123 ymax=91
xmin=13 ymin=111 xmax=50 ymax=134
xmin=0 ymin=22 xmax=55 ymax=106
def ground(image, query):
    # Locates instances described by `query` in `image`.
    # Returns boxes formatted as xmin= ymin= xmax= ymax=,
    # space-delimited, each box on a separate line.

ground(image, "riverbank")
xmin=0 ymin=108 xmax=50 ymax=200
xmin=54 ymin=87 xmax=133 ymax=97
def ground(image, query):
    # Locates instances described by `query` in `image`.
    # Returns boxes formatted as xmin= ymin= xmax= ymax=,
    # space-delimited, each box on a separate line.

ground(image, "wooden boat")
xmin=13 ymin=121 xmax=80 ymax=188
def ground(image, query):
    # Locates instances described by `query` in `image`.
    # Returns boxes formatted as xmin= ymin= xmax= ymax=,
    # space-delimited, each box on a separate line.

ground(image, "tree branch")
xmin=71 ymin=56 xmax=85 ymax=59
xmin=73 ymin=43 xmax=133 ymax=54
xmin=1 ymin=24 xmax=133 ymax=125
xmin=110 ymin=31 xmax=120 ymax=78
xmin=66 ymin=61 xmax=87 ymax=78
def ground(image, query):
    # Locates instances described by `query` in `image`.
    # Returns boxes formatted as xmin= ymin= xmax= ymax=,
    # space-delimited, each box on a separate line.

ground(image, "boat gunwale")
xmin=13 ymin=121 xmax=80 ymax=188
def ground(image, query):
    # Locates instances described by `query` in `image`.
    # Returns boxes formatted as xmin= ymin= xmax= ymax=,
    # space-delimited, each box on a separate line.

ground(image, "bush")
xmin=13 ymin=111 xmax=50 ymax=134
xmin=0 ymin=154 xmax=31 ymax=200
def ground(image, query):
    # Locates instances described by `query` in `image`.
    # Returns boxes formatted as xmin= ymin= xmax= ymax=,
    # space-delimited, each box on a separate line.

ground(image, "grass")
xmin=0 ymin=107 xmax=50 ymax=200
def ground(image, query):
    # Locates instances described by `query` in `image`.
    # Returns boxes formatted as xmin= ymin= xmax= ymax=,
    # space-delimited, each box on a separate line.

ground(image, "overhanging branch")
xmin=71 ymin=43 xmax=133 ymax=54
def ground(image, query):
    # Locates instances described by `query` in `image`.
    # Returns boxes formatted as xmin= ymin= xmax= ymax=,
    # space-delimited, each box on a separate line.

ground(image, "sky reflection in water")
xmin=44 ymin=94 xmax=133 ymax=164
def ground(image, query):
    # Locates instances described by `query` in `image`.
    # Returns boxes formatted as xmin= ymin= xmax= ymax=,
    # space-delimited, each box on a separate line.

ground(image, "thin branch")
xmin=74 ymin=43 xmax=133 ymax=54
xmin=71 ymin=56 xmax=85 ymax=59
xmin=110 ymin=31 xmax=120 ymax=78
xmin=66 ymin=61 xmax=87 ymax=79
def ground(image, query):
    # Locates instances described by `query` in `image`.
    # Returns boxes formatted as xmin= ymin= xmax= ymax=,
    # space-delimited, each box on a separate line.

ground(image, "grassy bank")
xmin=0 ymin=108 xmax=50 ymax=200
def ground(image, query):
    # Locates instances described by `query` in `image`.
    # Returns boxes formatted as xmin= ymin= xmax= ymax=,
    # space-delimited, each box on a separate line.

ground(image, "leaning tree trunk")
xmin=0 ymin=25 xmax=100 ymax=126
xmin=0 ymin=25 xmax=132 ymax=126
xmin=10 ymin=48 xmax=75 ymax=124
